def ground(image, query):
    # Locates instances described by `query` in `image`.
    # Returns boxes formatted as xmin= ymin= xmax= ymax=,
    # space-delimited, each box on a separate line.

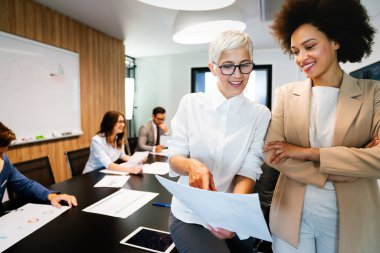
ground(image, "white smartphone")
xmin=120 ymin=226 xmax=175 ymax=253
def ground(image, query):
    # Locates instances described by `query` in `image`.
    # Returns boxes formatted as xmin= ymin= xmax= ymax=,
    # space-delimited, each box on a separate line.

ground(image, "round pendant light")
xmin=138 ymin=0 xmax=235 ymax=11
xmin=172 ymin=6 xmax=246 ymax=44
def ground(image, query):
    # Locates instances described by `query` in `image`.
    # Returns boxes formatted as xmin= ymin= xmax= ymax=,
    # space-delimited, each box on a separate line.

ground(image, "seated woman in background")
xmin=83 ymin=111 xmax=142 ymax=174
xmin=0 ymin=122 xmax=77 ymax=208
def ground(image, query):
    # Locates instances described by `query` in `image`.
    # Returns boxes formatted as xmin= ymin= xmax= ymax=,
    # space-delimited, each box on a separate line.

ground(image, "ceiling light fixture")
xmin=172 ymin=6 xmax=246 ymax=44
xmin=138 ymin=0 xmax=235 ymax=11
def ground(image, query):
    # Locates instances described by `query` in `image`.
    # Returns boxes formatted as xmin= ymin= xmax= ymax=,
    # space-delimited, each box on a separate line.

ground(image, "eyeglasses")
xmin=213 ymin=62 xmax=255 ymax=76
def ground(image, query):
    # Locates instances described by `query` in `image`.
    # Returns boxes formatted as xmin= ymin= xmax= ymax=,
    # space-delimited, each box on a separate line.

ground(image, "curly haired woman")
xmin=263 ymin=0 xmax=380 ymax=252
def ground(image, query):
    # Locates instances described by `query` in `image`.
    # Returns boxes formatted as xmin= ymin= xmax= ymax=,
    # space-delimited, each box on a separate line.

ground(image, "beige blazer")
xmin=264 ymin=73 xmax=380 ymax=253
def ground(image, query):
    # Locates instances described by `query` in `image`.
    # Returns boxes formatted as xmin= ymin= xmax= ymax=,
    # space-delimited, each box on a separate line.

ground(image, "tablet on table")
xmin=120 ymin=226 xmax=175 ymax=253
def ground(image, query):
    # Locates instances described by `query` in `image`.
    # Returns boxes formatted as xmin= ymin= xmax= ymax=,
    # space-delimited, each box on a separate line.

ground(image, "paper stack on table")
xmin=142 ymin=162 xmax=170 ymax=175
xmin=149 ymin=149 xmax=174 ymax=157
xmin=100 ymin=169 xmax=129 ymax=176
xmin=83 ymin=189 xmax=158 ymax=218
xmin=94 ymin=175 xmax=130 ymax=188
xmin=0 ymin=204 xmax=69 ymax=252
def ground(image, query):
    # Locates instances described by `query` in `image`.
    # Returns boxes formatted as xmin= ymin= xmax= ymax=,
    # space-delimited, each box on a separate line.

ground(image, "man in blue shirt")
xmin=0 ymin=122 xmax=77 ymax=208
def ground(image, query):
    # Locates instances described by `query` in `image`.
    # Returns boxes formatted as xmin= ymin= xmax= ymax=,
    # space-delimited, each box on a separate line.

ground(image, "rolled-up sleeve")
xmin=238 ymin=107 xmax=271 ymax=181
xmin=168 ymin=95 xmax=191 ymax=176
xmin=169 ymin=95 xmax=191 ymax=157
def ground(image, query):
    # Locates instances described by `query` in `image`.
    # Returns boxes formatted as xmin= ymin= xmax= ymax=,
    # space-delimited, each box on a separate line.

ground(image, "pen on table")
xmin=152 ymin=202 xmax=171 ymax=208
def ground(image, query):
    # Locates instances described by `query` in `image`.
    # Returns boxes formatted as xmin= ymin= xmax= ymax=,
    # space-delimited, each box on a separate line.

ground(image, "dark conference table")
xmin=2 ymin=155 xmax=178 ymax=253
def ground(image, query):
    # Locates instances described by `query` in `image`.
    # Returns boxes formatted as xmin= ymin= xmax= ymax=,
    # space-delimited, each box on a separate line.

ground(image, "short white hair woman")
xmin=168 ymin=30 xmax=271 ymax=253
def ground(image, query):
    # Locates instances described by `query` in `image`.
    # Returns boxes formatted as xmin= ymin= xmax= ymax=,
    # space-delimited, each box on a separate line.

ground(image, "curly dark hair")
xmin=270 ymin=0 xmax=376 ymax=63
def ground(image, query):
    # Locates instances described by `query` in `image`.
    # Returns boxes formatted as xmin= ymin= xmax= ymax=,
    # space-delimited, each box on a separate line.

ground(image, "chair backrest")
xmin=13 ymin=156 xmax=55 ymax=187
xmin=254 ymin=163 xmax=279 ymax=206
xmin=125 ymin=137 xmax=138 ymax=155
xmin=8 ymin=156 xmax=55 ymax=200
xmin=64 ymin=147 xmax=90 ymax=177
xmin=252 ymin=163 xmax=279 ymax=252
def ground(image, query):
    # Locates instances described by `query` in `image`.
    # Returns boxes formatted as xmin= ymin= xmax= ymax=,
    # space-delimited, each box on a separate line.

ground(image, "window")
xmin=191 ymin=65 xmax=272 ymax=109
xmin=125 ymin=55 xmax=136 ymax=136
xmin=350 ymin=61 xmax=380 ymax=81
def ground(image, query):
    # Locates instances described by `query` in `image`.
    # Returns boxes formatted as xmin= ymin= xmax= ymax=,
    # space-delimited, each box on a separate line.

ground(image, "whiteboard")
xmin=0 ymin=31 xmax=82 ymax=145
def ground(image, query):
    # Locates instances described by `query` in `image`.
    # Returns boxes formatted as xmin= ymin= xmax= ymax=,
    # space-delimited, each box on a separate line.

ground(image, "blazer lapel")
xmin=333 ymin=73 xmax=363 ymax=146
xmin=289 ymin=79 xmax=312 ymax=147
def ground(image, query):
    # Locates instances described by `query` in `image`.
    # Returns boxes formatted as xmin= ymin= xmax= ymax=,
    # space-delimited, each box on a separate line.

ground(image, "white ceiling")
xmin=32 ymin=0 xmax=380 ymax=58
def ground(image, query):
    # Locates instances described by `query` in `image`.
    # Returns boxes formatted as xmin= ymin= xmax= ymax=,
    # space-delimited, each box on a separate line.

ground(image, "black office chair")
xmin=8 ymin=156 xmax=55 ymax=200
xmin=65 ymin=147 xmax=90 ymax=177
xmin=252 ymin=163 xmax=280 ymax=253
xmin=125 ymin=137 xmax=138 ymax=155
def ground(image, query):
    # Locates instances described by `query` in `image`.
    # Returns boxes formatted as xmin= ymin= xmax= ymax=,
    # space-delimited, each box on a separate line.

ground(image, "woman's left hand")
xmin=207 ymin=225 xmax=235 ymax=240
xmin=264 ymin=141 xmax=319 ymax=164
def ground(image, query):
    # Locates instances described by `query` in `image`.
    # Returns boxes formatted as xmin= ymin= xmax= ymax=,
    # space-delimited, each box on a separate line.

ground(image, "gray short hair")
xmin=208 ymin=30 xmax=254 ymax=63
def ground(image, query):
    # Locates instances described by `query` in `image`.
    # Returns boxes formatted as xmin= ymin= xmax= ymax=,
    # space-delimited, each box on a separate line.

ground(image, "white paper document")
xmin=155 ymin=175 xmax=272 ymax=242
xmin=149 ymin=149 xmax=174 ymax=157
xmin=159 ymin=135 xmax=172 ymax=147
xmin=94 ymin=175 xmax=130 ymax=188
xmin=142 ymin=162 xmax=170 ymax=175
xmin=0 ymin=203 xmax=69 ymax=252
xmin=100 ymin=169 xmax=129 ymax=176
xmin=121 ymin=151 xmax=149 ymax=166
xmin=83 ymin=188 xmax=158 ymax=218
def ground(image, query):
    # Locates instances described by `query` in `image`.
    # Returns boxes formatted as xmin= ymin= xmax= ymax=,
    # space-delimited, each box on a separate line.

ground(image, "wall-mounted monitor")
xmin=349 ymin=61 xmax=380 ymax=81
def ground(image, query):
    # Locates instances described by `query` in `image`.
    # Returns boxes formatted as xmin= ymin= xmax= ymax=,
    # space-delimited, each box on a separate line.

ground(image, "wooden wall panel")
xmin=0 ymin=0 xmax=125 ymax=182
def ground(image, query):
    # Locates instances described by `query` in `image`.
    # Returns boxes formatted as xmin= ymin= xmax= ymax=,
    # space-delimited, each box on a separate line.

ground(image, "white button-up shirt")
xmin=169 ymin=87 xmax=271 ymax=226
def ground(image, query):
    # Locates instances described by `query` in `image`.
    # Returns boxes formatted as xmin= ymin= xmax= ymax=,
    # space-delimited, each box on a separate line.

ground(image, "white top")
xmin=83 ymin=134 xmax=126 ymax=174
xmin=169 ymin=87 xmax=271 ymax=226
xmin=305 ymin=86 xmax=339 ymax=218
xmin=309 ymin=86 xmax=339 ymax=149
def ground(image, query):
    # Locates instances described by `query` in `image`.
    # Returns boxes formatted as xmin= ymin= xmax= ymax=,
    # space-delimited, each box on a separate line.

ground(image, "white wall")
xmin=134 ymin=51 xmax=209 ymax=132
xmin=134 ymin=49 xmax=297 ymax=131
xmin=253 ymin=49 xmax=299 ymax=100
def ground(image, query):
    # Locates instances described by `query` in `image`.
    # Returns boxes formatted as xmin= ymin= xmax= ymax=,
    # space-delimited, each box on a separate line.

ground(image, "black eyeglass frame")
xmin=212 ymin=61 xmax=256 ymax=76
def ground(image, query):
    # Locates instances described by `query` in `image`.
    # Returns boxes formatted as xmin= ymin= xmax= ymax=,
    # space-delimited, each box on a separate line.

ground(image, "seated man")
xmin=137 ymin=106 xmax=170 ymax=153
xmin=0 ymin=122 xmax=77 ymax=208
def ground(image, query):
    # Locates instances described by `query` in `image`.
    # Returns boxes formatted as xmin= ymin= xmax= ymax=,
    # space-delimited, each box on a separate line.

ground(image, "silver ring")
xmin=276 ymin=149 xmax=280 ymax=155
